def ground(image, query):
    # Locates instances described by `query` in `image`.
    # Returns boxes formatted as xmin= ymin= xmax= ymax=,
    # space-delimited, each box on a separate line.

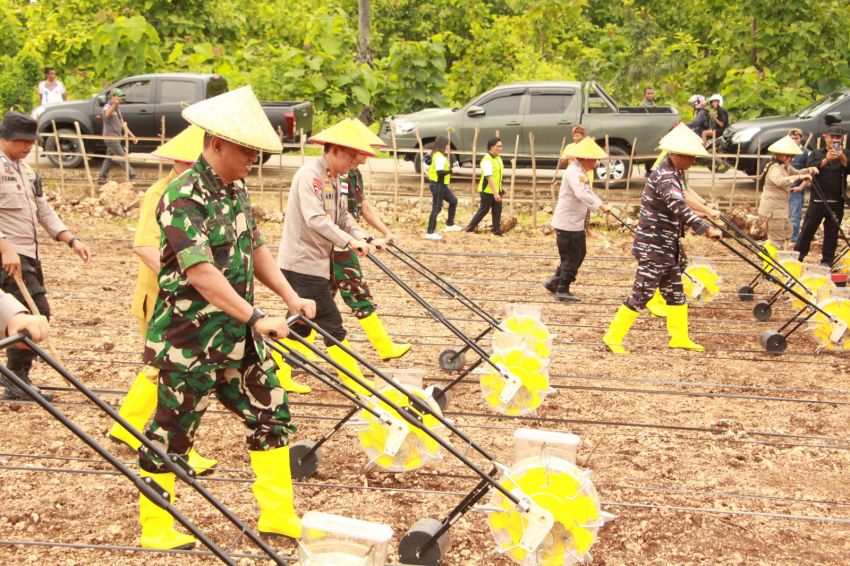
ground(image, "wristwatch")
xmin=246 ymin=307 xmax=267 ymax=328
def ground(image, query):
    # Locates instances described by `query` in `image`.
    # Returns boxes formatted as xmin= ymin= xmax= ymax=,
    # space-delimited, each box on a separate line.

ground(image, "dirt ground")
xmin=1 ymin=192 xmax=849 ymax=565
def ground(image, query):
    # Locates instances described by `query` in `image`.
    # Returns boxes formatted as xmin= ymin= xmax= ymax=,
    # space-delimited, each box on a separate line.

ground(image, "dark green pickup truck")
xmin=380 ymin=81 xmax=679 ymax=183
xmin=34 ymin=73 xmax=313 ymax=167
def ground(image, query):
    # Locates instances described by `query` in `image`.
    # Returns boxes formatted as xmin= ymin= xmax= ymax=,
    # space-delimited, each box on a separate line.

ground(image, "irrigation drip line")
xmin=4 ymin=463 xmax=850 ymax=527
xmin=0 ymin=539 xmax=286 ymax=561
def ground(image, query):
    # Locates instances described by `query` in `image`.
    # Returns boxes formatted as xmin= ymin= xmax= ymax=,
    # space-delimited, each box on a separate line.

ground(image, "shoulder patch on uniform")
xmin=311 ymin=177 xmax=323 ymax=197
xmin=579 ymin=174 xmax=588 ymax=183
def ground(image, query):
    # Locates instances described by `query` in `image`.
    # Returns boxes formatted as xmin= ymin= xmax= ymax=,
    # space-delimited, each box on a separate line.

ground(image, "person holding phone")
xmin=794 ymin=126 xmax=850 ymax=266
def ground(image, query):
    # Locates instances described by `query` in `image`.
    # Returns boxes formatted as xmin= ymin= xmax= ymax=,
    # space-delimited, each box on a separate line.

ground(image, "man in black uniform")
xmin=603 ymin=124 xmax=722 ymax=355
xmin=794 ymin=126 xmax=849 ymax=266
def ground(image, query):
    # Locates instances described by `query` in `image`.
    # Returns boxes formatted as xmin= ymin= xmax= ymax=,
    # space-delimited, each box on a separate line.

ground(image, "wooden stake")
xmin=300 ymin=128 xmax=305 ymax=165
xmin=729 ymin=144 xmax=741 ymax=208
xmin=51 ymin=120 xmax=65 ymax=193
xmin=390 ymin=119 xmax=400 ymax=220
xmin=509 ymin=133 xmax=519 ymax=215
xmin=625 ymin=137 xmax=637 ymax=193
xmin=550 ymin=136 xmax=566 ymax=203
xmin=73 ymin=121 xmax=94 ymax=197
xmin=754 ymin=140 xmax=763 ymax=197
xmin=13 ymin=274 xmax=62 ymax=363
xmin=470 ymin=127 xmax=479 ymax=194
xmin=529 ymin=132 xmax=537 ymax=229
xmin=415 ymin=129 xmax=425 ymax=214
xmin=124 ymin=124 xmax=131 ymax=182
xmin=603 ymin=135 xmax=611 ymax=201
xmin=710 ymin=135 xmax=717 ymax=203
xmin=158 ymin=116 xmax=166 ymax=178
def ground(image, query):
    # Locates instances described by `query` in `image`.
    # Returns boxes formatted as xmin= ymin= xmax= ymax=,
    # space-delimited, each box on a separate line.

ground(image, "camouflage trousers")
xmin=625 ymin=261 xmax=685 ymax=310
xmin=332 ymin=248 xmax=376 ymax=319
xmin=138 ymin=348 xmax=294 ymax=473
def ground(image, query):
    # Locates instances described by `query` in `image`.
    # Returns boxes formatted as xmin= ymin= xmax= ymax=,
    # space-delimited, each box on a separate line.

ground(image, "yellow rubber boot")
xmin=284 ymin=330 xmax=320 ymax=362
xmin=327 ymin=339 xmax=375 ymax=397
xmin=186 ymin=449 xmax=217 ymax=476
xmin=270 ymin=347 xmax=312 ymax=394
xmin=358 ymin=312 xmax=411 ymax=361
xmin=250 ymin=446 xmax=302 ymax=539
xmin=602 ymin=304 xmax=639 ymax=355
xmin=108 ymin=368 xmax=158 ymax=450
xmin=139 ymin=470 xmax=197 ymax=550
xmin=646 ymin=289 xmax=668 ymax=318
xmin=666 ymin=304 xmax=704 ymax=352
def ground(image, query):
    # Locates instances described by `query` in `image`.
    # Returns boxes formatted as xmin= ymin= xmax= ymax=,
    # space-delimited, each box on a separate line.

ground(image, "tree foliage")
xmin=3 ymin=0 xmax=850 ymax=125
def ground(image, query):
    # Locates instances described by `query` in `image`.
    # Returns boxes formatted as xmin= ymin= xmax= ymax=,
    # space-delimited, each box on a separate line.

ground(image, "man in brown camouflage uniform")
xmin=603 ymin=124 xmax=721 ymax=355
xmin=136 ymin=86 xmax=315 ymax=551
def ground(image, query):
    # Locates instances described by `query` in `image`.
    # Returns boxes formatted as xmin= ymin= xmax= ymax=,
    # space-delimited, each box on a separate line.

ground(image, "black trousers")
xmin=794 ymin=201 xmax=845 ymax=265
xmin=0 ymin=255 xmax=51 ymax=379
xmin=281 ymin=269 xmax=346 ymax=345
xmin=465 ymin=192 xmax=502 ymax=234
xmin=427 ymin=181 xmax=458 ymax=233
xmin=554 ymin=229 xmax=586 ymax=290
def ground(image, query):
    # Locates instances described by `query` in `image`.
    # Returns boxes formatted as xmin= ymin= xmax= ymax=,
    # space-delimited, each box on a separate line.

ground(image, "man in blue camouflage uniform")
xmin=603 ymin=124 xmax=721 ymax=355
xmin=136 ymin=86 xmax=315 ymax=551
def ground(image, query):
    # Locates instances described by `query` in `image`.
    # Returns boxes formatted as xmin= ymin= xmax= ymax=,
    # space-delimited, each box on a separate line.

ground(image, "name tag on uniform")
xmin=323 ymin=181 xmax=335 ymax=214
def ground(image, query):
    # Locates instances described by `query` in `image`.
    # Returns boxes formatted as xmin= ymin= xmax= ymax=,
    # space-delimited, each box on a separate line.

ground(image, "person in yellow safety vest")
xmin=425 ymin=135 xmax=461 ymax=240
xmin=106 ymin=125 xmax=218 ymax=476
xmin=463 ymin=137 xmax=504 ymax=235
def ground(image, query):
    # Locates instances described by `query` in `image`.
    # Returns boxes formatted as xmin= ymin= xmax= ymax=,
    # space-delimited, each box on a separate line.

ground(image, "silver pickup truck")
xmin=380 ymin=81 xmax=679 ymax=184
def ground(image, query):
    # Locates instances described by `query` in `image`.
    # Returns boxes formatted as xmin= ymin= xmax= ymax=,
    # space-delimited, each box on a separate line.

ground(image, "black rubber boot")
xmin=554 ymin=287 xmax=581 ymax=303
xmin=543 ymin=276 xmax=559 ymax=294
xmin=2 ymin=366 xmax=52 ymax=402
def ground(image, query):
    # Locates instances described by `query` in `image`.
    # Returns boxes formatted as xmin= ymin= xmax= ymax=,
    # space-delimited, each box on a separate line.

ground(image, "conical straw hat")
xmin=657 ymin=123 xmax=709 ymax=157
xmin=564 ymin=137 xmax=607 ymax=159
xmin=152 ymin=125 xmax=205 ymax=163
xmin=182 ymin=85 xmax=282 ymax=153
xmin=310 ymin=119 xmax=377 ymax=157
xmin=767 ymin=135 xmax=802 ymax=156
xmin=349 ymin=118 xmax=386 ymax=148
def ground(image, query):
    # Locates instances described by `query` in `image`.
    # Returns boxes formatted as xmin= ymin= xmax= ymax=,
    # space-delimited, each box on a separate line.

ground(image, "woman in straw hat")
xmin=546 ymin=136 xmax=611 ymax=302
xmin=107 ymin=125 xmax=218 ymax=477
xmin=136 ymin=86 xmax=316 ymax=550
xmin=603 ymin=123 xmax=721 ymax=355
xmin=276 ymin=118 xmax=380 ymax=399
xmin=758 ymin=135 xmax=818 ymax=249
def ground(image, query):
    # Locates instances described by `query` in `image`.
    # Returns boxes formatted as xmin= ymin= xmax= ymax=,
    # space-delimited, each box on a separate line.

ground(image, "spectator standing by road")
xmin=545 ymin=137 xmax=611 ymax=303
xmin=757 ymin=135 xmax=818 ymax=249
xmin=0 ymin=111 xmax=92 ymax=401
xmin=97 ymin=88 xmax=137 ymax=183
xmin=639 ymin=86 xmax=656 ymax=107
xmin=37 ymin=67 xmax=68 ymax=105
xmin=425 ymin=134 xmax=461 ymax=240
xmin=788 ymin=128 xmax=811 ymax=243
xmin=702 ymin=94 xmax=729 ymax=143
xmin=464 ymin=137 xmax=504 ymax=235
xmin=795 ymin=126 xmax=850 ymax=266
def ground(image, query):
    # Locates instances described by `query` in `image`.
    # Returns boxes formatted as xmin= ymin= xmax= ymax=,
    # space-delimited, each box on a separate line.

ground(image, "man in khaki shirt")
xmin=0 ymin=111 xmax=91 ymax=400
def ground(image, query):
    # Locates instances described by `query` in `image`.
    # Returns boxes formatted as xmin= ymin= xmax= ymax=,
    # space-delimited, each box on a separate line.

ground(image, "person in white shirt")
xmin=37 ymin=67 xmax=68 ymax=105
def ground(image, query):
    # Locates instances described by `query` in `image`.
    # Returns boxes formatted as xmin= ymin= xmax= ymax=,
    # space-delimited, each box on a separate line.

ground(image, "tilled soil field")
xmin=1 ymin=206 xmax=849 ymax=565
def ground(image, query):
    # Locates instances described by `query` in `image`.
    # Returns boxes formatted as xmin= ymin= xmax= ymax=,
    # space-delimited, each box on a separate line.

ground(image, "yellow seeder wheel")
xmin=487 ymin=457 xmax=604 ymax=565
xmin=773 ymin=253 xmax=804 ymax=291
xmin=809 ymin=297 xmax=850 ymax=351
xmin=480 ymin=349 xmax=550 ymax=416
xmin=683 ymin=264 xmax=721 ymax=302
xmin=790 ymin=272 xmax=834 ymax=311
xmin=500 ymin=315 xmax=553 ymax=359
xmin=352 ymin=386 xmax=444 ymax=472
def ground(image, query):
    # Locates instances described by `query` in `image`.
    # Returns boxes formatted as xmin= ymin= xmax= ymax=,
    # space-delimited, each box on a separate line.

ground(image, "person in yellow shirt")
xmin=107 ymin=125 xmax=217 ymax=475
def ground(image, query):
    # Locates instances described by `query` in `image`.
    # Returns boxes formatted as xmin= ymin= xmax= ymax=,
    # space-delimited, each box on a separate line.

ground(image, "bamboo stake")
xmin=603 ymin=135 xmax=611 ymax=201
xmin=754 ymin=140 xmax=763 ymax=197
xmin=123 ymin=124 xmax=131 ymax=182
xmin=729 ymin=144 xmax=741 ymax=208
xmin=550 ymin=136 xmax=567 ymax=204
xmin=258 ymin=149 xmax=264 ymax=198
xmin=470 ymin=127 xmax=479 ymax=194
xmin=158 ymin=116 xmax=166 ymax=178
xmin=415 ymin=129 xmax=425 ymax=215
xmin=300 ymin=128 xmax=305 ymax=165
xmin=51 ymin=120 xmax=65 ymax=192
xmin=13 ymin=275 xmax=62 ymax=363
xmin=73 ymin=121 xmax=94 ymax=196
xmin=530 ymin=132 xmax=537 ymax=229
xmin=390 ymin=119 xmax=400 ymax=221
xmin=625 ymin=137 xmax=637 ymax=193
xmin=508 ymin=133 xmax=519 ymax=216
xmin=710 ymin=136 xmax=717 ymax=203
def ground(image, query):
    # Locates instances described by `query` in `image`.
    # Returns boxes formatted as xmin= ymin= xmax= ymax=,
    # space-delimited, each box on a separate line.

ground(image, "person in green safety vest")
xmin=425 ymin=135 xmax=461 ymax=240
xmin=463 ymin=137 xmax=504 ymax=235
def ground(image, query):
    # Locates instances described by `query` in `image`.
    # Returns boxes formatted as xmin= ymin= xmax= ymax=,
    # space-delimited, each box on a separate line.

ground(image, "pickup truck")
xmin=713 ymin=88 xmax=850 ymax=175
xmin=380 ymin=81 xmax=679 ymax=184
xmin=34 ymin=73 xmax=313 ymax=168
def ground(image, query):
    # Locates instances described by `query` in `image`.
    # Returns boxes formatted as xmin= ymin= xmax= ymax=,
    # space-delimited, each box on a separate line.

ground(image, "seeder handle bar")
xmin=386 ymin=243 xmax=502 ymax=328
xmin=710 ymin=224 xmax=837 ymax=322
xmin=367 ymin=252 xmax=520 ymax=384
xmin=0 ymin=334 xmax=241 ymax=566
xmin=776 ymin=305 xmax=817 ymax=336
xmin=279 ymin=314 xmax=524 ymax=507
xmin=6 ymin=334 xmax=290 ymax=565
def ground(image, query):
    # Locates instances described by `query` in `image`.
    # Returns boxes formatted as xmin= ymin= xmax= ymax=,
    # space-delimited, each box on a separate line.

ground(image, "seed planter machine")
xmin=269 ymin=315 xmax=613 ymax=565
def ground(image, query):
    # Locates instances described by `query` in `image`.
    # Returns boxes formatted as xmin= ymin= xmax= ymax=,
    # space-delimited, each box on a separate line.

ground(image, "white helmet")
xmin=708 ymin=93 xmax=724 ymax=107
xmin=687 ymin=94 xmax=706 ymax=107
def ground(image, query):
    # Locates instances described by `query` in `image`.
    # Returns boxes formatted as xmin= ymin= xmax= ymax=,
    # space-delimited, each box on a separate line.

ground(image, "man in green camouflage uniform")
xmin=135 ymin=86 xmax=315 ymax=551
